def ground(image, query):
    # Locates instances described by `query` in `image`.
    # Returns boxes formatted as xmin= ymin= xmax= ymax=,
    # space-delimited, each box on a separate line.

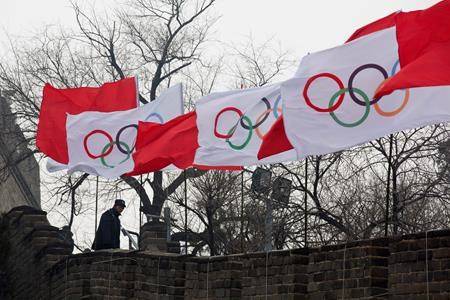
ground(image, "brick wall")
xmin=241 ymin=249 xmax=308 ymax=299
xmin=185 ymin=256 xmax=243 ymax=299
xmin=389 ymin=230 xmax=450 ymax=299
xmin=2 ymin=206 xmax=73 ymax=299
xmin=307 ymin=239 xmax=389 ymax=300
xmin=4 ymin=205 xmax=450 ymax=299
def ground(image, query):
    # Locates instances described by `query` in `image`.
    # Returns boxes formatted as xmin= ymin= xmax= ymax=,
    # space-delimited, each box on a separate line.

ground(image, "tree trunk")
xmin=206 ymin=204 xmax=216 ymax=256
xmin=392 ymin=166 xmax=399 ymax=235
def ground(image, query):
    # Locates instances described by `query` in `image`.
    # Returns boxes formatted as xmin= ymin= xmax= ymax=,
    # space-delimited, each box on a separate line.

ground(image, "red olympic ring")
xmin=214 ymin=107 xmax=243 ymax=139
xmin=255 ymin=108 xmax=282 ymax=140
xmin=303 ymin=73 xmax=345 ymax=113
xmin=83 ymin=130 xmax=114 ymax=159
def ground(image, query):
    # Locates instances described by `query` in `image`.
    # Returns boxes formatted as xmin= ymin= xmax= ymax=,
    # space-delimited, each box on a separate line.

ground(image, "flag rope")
xmin=206 ymin=257 xmax=210 ymax=299
xmin=265 ymin=251 xmax=269 ymax=299
xmin=341 ymin=241 xmax=347 ymax=300
xmin=426 ymin=230 xmax=429 ymax=300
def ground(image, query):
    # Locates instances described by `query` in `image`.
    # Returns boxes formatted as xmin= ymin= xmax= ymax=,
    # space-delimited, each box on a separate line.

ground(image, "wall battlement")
xmin=2 ymin=205 xmax=450 ymax=299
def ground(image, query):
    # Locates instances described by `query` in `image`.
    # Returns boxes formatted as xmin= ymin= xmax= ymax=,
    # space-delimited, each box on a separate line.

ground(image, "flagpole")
xmin=304 ymin=159 xmax=308 ymax=248
xmin=184 ymin=170 xmax=188 ymax=254
xmin=240 ymin=170 xmax=244 ymax=253
xmin=139 ymin=175 xmax=143 ymax=236
xmin=95 ymin=176 xmax=99 ymax=233
xmin=385 ymin=134 xmax=394 ymax=237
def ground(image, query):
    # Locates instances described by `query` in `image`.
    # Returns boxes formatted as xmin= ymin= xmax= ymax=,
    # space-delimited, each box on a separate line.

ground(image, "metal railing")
xmin=121 ymin=227 xmax=139 ymax=250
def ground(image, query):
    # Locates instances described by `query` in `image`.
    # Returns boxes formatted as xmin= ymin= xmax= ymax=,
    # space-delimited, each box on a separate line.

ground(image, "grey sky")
xmin=0 ymin=1 xmax=441 ymax=58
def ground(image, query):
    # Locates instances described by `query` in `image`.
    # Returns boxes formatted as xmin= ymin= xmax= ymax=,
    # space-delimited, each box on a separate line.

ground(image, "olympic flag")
xmin=194 ymin=85 xmax=296 ymax=167
xmin=37 ymin=77 xmax=139 ymax=164
xmin=65 ymin=84 xmax=183 ymax=179
xmin=259 ymin=0 xmax=450 ymax=161
xmin=281 ymin=26 xmax=450 ymax=160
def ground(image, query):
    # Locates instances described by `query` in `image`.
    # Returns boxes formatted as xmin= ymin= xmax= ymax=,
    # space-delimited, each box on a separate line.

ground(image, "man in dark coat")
xmin=92 ymin=199 xmax=126 ymax=250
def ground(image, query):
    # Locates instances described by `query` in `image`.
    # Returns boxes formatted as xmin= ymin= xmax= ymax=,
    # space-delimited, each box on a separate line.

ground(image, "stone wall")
xmin=2 ymin=206 xmax=73 ymax=299
xmin=4 ymin=205 xmax=450 ymax=299
xmin=0 ymin=94 xmax=40 ymax=213
xmin=307 ymin=239 xmax=389 ymax=300
xmin=389 ymin=231 xmax=450 ymax=299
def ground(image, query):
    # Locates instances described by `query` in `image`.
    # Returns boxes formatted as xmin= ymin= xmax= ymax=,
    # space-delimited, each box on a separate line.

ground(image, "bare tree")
xmin=169 ymin=171 xmax=244 ymax=255
xmin=0 ymin=0 xmax=218 ymax=229
xmin=227 ymin=37 xmax=293 ymax=89
xmin=70 ymin=0 xmax=218 ymax=217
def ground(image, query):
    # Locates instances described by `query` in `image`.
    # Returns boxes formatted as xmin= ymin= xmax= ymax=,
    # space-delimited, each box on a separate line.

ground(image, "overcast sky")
xmin=0 ymin=0 xmax=441 ymax=59
xmin=0 ymin=0 xmax=442 ymax=249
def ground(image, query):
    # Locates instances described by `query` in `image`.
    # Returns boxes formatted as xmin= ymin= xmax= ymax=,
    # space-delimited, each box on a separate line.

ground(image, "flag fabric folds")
xmin=46 ymin=158 xmax=68 ymax=173
xmin=65 ymin=84 xmax=183 ymax=178
xmin=260 ymin=0 xmax=450 ymax=160
xmin=38 ymin=0 xmax=450 ymax=177
xmin=257 ymin=116 xmax=293 ymax=160
xmin=37 ymin=77 xmax=139 ymax=164
xmin=346 ymin=11 xmax=399 ymax=43
xmin=194 ymin=85 xmax=296 ymax=167
xmin=376 ymin=0 xmax=450 ymax=97
xmin=127 ymin=111 xmax=198 ymax=175
xmin=129 ymin=111 xmax=242 ymax=175
xmin=282 ymin=26 xmax=450 ymax=160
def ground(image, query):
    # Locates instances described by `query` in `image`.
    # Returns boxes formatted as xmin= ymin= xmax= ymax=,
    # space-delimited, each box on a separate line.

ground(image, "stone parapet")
xmin=139 ymin=220 xmax=169 ymax=253
xmin=308 ymin=238 xmax=389 ymax=300
xmin=389 ymin=229 xmax=450 ymax=300
xmin=3 ymin=206 xmax=73 ymax=299
xmin=3 ymin=205 xmax=450 ymax=299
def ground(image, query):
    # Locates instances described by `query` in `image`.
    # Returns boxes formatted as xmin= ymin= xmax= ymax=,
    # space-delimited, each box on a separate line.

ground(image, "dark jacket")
xmin=92 ymin=208 xmax=121 ymax=250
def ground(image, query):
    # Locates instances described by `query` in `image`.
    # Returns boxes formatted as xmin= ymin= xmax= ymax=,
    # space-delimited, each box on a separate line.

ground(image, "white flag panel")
xmin=65 ymin=84 xmax=183 ymax=179
xmin=284 ymin=28 xmax=450 ymax=159
xmin=194 ymin=85 xmax=296 ymax=167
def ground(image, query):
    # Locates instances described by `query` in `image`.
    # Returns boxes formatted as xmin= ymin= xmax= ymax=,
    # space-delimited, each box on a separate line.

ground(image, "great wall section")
xmin=1 ymin=206 xmax=450 ymax=299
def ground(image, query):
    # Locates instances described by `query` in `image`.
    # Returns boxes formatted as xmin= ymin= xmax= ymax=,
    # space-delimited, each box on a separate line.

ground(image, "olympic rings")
xmin=273 ymin=95 xmax=282 ymax=119
xmin=373 ymin=61 xmax=410 ymax=117
xmin=100 ymin=141 xmax=131 ymax=168
xmin=240 ymin=97 xmax=271 ymax=130
xmin=214 ymin=107 xmax=243 ymax=139
xmin=304 ymin=73 xmax=346 ymax=113
xmin=391 ymin=60 xmax=400 ymax=76
xmin=255 ymin=108 xmax=283 ymax=139
xmin=226 ymin=116 xmax=253 ymax=150
xmin=116 ymin=124 xmax=138 ymax=154
xmin=303 ymin=60 xmax=410 ymax=127
xmin=145 ymin=113 xmax=164 ymax=123
xmin=83 ymin=110 xmax=168 ymax=167
xmin=329 ymin=88 xmax=370 ymax=128
xmin=84 ymin=130 xmax=114 ymax=159
xmin=348 ymin=64 xmax=388 ymax=106
xmin=84 ymin=124 xmax=136 ymax=168
xmin=213 ymin=95 xmax=282 ymax=150
xmin=373 ymin=88 xmax=409 ymax=117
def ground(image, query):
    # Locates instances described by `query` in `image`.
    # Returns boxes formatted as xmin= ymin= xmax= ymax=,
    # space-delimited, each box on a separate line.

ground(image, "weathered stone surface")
xmin=3 ymin=206 xmax=450 ymax=299
xmin=0 ymin=95 xmax=41 ymax=214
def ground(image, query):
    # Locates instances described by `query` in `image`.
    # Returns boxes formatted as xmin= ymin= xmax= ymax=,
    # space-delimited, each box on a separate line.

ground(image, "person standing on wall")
xmin=92 ymin=199 xmax=126 ymax=250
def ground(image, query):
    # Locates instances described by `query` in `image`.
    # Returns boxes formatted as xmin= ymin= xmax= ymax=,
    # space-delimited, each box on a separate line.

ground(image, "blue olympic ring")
xmin=144 ymin=113 xmax=164 ymax=123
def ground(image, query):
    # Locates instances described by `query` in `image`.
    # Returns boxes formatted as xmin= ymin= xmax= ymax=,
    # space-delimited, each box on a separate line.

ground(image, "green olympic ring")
xmin=226 ymin=116 xmax=253 ymax=150
xmin=100 ymin=141 xmax=131 ymax=168
xmin=329 ymin=88 xmax=370 ymax=128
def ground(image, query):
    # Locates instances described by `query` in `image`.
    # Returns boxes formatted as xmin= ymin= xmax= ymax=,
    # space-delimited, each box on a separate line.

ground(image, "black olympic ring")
xmin=348 ymin=64 xmax=388 ymax=106
xmin=239 ymin=97 xmax=271 ymax=130
xmin=115 ymin=124 xmax=138 ymax=155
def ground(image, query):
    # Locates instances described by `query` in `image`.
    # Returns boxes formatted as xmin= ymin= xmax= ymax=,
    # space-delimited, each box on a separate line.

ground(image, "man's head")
xmin=113 ymin=199 xmax=126 ymax=214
